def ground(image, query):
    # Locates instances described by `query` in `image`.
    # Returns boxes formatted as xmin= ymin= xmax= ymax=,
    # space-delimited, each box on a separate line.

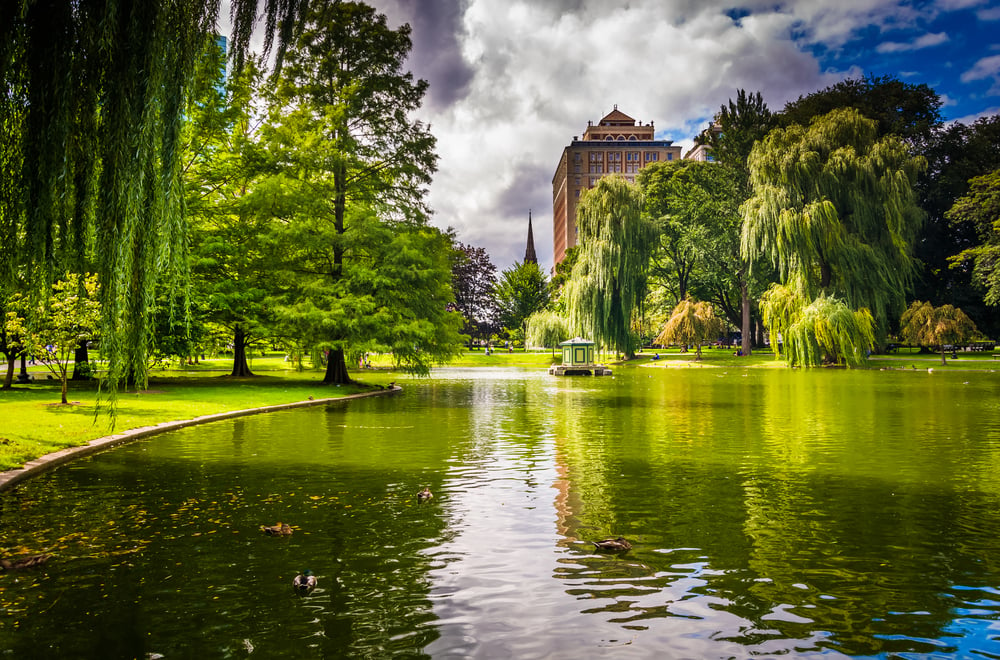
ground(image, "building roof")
xmin=599 ymin=106 xmax=636 ymax=126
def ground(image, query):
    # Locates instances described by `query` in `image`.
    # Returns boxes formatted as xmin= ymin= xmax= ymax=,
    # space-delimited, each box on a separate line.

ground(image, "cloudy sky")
xmin=227 ymin=0 xmax=1000 ymax=274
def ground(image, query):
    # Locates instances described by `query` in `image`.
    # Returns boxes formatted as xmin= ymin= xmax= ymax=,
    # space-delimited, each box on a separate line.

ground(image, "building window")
xmin=574 ymin=164 xmax=581 ymax=173
xmin=589 ymin=176 xmax=599 ymax=186
xmin=645 ymin=152 xmax=658 ymax=162
xmin=612 ymin=164 xmax=621 ymax=172
xmin=666 ymin=153 xmax=673 ymax=161
xmin=574 ymin=176 xmax=581 ymax=185
xmin=608 ymin=152 xmax=621 ymax=162
xmin=589 ymin=152 xmax=602 ymax=162
xmin=574 ymin=153 xmax=582 ymax=162
xmin=629 ymin=135 xmax=637 ymax=140
xmin=575 ymin=189 xmax=581 ymax=197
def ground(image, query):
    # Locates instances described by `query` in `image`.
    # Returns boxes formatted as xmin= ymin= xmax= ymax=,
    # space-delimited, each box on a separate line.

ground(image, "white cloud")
xmin=948 ymin=106 xmax=1000 ymax=125
xmin=218 ymin=0 xmax=1000 ymax=272
xmin=935 ymin=0 xmax=986 ymax=9
xmin=977 ymin=6 xmax=1000 ymax=20
xmin=961 ymin=54 xmax=1000 ymax=82
xmin=876 ymin=31 xmax=949 ymax=53
xmin=418 ymin=0 xmax=874 ymax=270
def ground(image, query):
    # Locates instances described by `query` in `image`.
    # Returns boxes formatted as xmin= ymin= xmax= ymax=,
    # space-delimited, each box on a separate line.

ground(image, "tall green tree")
xmin=742 ymin=108 xmax=925 ymax=345
xmin=263 ymin=0 xmax=442 ymax=384
xmin=945 ymin=169 xmax=1000 ymax=306
xmin=494 ymin=261 xmax=550 ymax=343
xmin=183 ymin=51 xmax=273 ymax=378
xmin=639 ymin=160 xmax=743 ymax=340
xmin=3 ymin=0 xmax=303 ymax=405
xmin=707 ymin=89 xmax=778 ymax=355
xmin=565 ymin=176 xmax=655 ymax=357
xmin=899 ymin=301 xmax=978 ymax=366
xmin=270 ymin=208 xmax=462 ymax=376
xmin=917 ymin=117 xmax=1000 ymax=336
xmin=781 ymin=74 xmax=943 ymax=147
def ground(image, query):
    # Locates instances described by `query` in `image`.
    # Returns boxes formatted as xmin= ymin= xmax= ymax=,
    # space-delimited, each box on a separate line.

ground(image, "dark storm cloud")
xmin=496 ymin=162 xmax=551 ymax=219
xmin=374 ymin=0 xmax=476 ymax=110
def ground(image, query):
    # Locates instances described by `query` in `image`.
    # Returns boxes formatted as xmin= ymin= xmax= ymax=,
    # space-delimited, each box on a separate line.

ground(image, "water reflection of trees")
xmin=550 ymin=368 xmax=1000 ymax=655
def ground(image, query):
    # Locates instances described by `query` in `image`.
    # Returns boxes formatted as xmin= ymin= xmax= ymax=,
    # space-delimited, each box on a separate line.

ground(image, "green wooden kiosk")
xmin=549 ymin=337 xmax=612 ymax=376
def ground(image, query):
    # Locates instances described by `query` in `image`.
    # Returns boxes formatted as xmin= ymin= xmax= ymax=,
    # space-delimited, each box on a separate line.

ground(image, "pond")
xmin=2 ymin=364 xmax=1000 ymax=658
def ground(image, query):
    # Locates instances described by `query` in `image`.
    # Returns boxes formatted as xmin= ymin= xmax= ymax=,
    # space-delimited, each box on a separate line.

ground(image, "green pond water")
xmin=2 ymin=365 xmax=1000 ymax=658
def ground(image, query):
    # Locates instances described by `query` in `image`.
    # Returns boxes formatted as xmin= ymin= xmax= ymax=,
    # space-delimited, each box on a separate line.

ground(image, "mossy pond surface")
xmin=2 ymin=365 xmax=1000 ymax=658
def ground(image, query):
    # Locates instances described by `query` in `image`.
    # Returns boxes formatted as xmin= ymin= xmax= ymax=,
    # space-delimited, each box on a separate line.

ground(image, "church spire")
xmin=524 ymin=210 xmax=537 ymax=264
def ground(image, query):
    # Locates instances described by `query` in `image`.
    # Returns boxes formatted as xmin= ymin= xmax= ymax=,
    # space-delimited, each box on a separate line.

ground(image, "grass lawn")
xmin=0 ymin=355 xmax=391 ymax=472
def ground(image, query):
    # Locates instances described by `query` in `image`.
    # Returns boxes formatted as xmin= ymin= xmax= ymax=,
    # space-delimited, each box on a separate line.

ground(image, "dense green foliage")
xmin=566 ymin=176 xmax=654 ymax=357
xmin=945 ymin=169 xmax=1000 ymax=306
xmin=743 ymin=108 xmax=925 ymax=345
xmin=781 ymin=74 xmax=942 ymax=147
xmin=1 ymin=0 xmax=305 ymax=407
xmin=494 ymin=261 xmax=551 ymax=342
xmin=759 ymin=288 xmax=875 ymax=368
xmin=7 ymin=273 xmax=101 ymax=402
xmin=639 ymin=160 xmax=743 ymax=330
xmin=257 ymin=1 xmax=459 ymax=381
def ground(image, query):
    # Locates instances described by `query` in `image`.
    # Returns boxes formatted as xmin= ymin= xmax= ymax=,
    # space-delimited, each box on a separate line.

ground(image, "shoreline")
xmin=0 ymin=386 xmax=400 ymax=493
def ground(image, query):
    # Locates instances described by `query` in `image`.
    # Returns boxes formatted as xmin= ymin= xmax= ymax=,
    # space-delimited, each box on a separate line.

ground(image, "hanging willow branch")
xmin=564 ymin=176 xmax=654 ymax=356
xmin=3 ymin=0 xmax=304 ymax=416
xmin=741 ymin=108 xmax=925 ymax=343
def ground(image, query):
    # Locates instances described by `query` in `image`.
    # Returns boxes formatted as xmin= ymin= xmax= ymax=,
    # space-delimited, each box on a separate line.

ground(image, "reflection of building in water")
xmin=551 ymin=106 xmax=682 ymax=265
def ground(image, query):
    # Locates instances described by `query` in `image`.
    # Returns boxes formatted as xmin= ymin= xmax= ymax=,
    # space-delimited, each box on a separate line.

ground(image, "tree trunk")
xmin=740 ymin=273 xmax=752 ymax=357
xmin=940 ymin=346 xmax=947 ymax=366
xmin=71 ymin=340 xmax=91 ymax=380
xmin=230 ymin=325 xmax=254 ymax=377
xmin=3 ymin=354 xmax=14 ymax=389
xmin=61 ymin=376 xmax=68 ymax=404
xmin=322 ymin=348 xmax=352 ymax=385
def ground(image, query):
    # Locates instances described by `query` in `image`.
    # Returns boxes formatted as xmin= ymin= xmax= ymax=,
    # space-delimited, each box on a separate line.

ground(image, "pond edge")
xmin=0 ymin=385 xmax=402 ymax=493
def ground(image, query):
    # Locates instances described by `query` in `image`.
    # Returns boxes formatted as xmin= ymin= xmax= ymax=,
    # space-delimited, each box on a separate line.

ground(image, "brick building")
xmin=551 ymin=106 xmax=681 ymax=264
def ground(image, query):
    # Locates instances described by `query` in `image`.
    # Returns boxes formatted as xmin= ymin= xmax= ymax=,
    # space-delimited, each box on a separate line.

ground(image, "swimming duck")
xmin=417 ymin=487 xmax=433 ymax=502
xmin=261 ymin=522 xmax=293 ymax=536
xmin=293 ymin=570 xmax=317 ymax=592
xmin=592 ymin=537 xmax=632 ymax=553
xmin=0 ymin=553 xmax=51 ymax=571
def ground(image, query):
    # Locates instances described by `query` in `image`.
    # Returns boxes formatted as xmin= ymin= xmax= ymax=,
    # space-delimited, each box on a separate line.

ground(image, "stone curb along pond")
xmin=0 ymin=386 xmax=402 ymax=493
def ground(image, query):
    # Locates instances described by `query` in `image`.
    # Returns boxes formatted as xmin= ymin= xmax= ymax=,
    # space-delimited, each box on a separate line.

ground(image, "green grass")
xmin=0 ymin=355 xmax=392 ymax=471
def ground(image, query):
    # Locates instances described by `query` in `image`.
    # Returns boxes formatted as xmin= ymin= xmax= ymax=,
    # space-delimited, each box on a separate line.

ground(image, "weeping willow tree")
xmin=2 ymin=1 xmax=304 ymax=412
xmin=525 ymin=310 xmax=570 ymax=356
xmin=759 ymin=287 xmax=874 ymax=367
xmin=654 ymin=298 xmax=722 ymax=360
xmin=899 ymin=301 xmax=978 ymax=365
xmin=742 ymin=108 xmax=925 ymax=348
xmin=564 ymin=176 xmax=655 ymax=358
